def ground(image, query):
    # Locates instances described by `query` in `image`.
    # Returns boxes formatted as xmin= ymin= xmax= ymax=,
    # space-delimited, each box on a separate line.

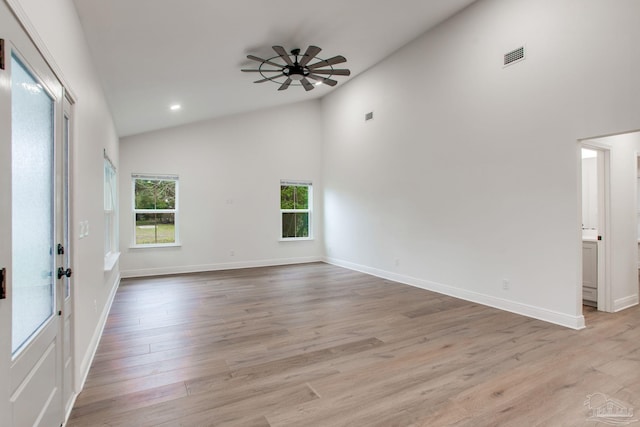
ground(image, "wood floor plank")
xmin=67 ymin=382 xmax=188 ymax=426
xmin=68 ymin=262 xmax=640 ymax=426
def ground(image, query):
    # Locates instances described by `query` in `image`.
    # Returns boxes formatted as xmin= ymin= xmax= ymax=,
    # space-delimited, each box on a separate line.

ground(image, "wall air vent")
xmin=504 ymin=46 xmax=525 ymax=67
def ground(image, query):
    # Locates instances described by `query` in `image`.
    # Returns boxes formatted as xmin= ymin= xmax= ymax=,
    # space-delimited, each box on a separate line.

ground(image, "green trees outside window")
xmin=281 ymin=183 xmax=311 ymax=239
xmin=133 ymin=176 xmax=178 ymax=245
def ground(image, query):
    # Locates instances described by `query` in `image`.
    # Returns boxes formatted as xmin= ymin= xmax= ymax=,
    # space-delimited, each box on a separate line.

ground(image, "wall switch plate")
xmin=79 ymin=220 xmax=90 ymax=238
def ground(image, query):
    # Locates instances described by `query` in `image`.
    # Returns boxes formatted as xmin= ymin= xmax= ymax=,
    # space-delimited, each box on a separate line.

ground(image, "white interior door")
xmin=0 ymin=2 xmax=68 ymax=425
xmin=595 ymin=148 xmax=611 ymax=312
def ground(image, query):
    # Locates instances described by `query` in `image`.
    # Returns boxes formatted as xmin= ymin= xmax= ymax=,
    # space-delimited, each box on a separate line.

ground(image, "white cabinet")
xmin=582 ymin=241 xmax=597 ymax=307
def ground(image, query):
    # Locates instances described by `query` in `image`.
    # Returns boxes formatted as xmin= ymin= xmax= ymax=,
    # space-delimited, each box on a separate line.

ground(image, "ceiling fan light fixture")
xmin=283 ymin=67 xmax=307 ymax=81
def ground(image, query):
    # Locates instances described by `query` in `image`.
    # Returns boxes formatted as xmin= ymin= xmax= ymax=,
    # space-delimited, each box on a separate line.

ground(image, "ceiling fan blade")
xmin=309 ymin=69 xmax=351 ymax=76
xmin=307 ymin=55 xmax=347 ymax=70
xmin=308 ymin=74 xmax=338 ymax=86
xmin=247 ymin=55 xmax=283 ymax=68
xmin=300 ymin=77 xmax=315 ymax=91
xmin=272 ymin=46 xmax=294 ymax=66
xmin=241 ymin=69 xmax=283 ymax=72
xmin=278 ymin=78 xmax=292 ymax=91
xmin=255 ymin=74 xmax=284 ymax=83
xmin=299 ymin=45 xmax=322 ymax=67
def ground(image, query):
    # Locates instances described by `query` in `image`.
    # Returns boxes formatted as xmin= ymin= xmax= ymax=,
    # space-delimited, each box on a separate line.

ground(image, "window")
xmin=280 ymin=180 xmax=312 ymax=239
xmin=104 ymin=151 xmax=118 ymax=267
xmin=132 ymin=174 xmax=179 ymax=246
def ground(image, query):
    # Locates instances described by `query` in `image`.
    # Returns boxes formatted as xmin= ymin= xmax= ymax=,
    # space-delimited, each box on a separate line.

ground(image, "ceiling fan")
xmin=241 ymin=45 xmax=351 ymax=91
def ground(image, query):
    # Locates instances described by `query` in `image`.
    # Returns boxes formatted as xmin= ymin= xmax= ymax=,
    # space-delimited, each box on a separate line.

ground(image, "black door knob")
xmin=57 ymin=267 xmax=72 ymax=279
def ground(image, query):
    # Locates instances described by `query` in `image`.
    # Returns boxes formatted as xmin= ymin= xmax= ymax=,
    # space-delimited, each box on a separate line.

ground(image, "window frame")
xmin=131 ymin=174 xmax=180 ymax=248
xmin=104 ymin=151 xmax=119 ymax=269
xmin=280 ymin=180 xmax=313 ymax=241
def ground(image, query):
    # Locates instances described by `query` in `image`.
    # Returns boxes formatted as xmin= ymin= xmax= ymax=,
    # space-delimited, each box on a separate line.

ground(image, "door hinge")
xmin=0 ymin=39 xmax=4 ymax=70
xmin=0 ymin=267 xmax=6 ymax=299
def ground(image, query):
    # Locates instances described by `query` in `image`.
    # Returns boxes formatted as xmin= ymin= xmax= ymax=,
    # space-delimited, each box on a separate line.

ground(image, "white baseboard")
xmin=77 ymin=272 xmax=121 ymax=391
xmin=614 ymin=294 xmax=639 ymax=312
xmin=324 ymin=257 xmax=586 ymax=330
xmin=65 ymin=272 xmax=121 ymax=426
xmin=120 ymin=256 xmax=323 ymax=278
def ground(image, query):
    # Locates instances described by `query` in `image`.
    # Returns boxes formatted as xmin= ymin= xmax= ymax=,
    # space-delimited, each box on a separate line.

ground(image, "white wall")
xmin=119 ymin=100 xmax=324 ymax=277
xmin=9 ymin=0 xmax=120 ymax=394
xmin=585 ymin=132 xmax=640 ymax=311
xmin=321 ymin=0 xmax=640 ymax=328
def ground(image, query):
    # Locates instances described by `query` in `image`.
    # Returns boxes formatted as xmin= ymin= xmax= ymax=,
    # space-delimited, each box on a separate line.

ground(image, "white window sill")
xmin=279 ymin=237 xmax=314 ymax=242
xmin=104 ymin=252 xmax=121 ymax=272
xmin=130 ymin=243 xmax=182 ymax=249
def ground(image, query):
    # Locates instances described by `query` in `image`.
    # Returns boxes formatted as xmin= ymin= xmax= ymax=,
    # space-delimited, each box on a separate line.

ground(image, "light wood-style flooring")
xmin=67 ymin=263 xmax=640 ymax=426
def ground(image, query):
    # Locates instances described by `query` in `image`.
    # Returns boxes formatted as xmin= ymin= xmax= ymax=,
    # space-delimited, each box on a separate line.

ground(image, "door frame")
xmin=60 ymin=91 xmax=75 ymax=420
xmin=579 ymin=141 xmax=612 ymax=313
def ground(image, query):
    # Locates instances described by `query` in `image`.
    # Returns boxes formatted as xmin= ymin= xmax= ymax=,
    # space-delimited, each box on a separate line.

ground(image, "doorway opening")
xmin=580 ymin=145 xmax=610 ymax=314
xmin=580 ymin=130 xmax=640 ymax=319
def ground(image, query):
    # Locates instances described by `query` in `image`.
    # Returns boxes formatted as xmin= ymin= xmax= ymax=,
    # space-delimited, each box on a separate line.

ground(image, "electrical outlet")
xmin=93 ymin=299 xmax=98 ymax=314
xmin=502 ymin=279 xmax=510 ymax=290
xmin=230 ymin=250 xmax=235 ymax=257
xmin=394 ymin=259 xmax=400 ymax=267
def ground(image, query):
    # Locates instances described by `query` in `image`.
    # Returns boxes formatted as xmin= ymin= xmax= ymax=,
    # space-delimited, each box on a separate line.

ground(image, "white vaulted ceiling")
xmin=72 ymin=0 xmax=477 ymax=137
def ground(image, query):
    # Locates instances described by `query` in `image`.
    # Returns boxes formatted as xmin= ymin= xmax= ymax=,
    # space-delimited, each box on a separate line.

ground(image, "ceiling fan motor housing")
xmin=284 ymin=64 xmax=308 ymax=81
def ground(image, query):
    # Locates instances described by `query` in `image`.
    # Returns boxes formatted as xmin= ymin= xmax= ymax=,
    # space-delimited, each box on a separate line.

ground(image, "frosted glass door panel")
xmin=11 ymin=54 xmax=55 ymax=354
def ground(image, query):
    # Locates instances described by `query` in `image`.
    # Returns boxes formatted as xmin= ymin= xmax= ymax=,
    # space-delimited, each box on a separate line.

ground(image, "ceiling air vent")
xmin=504 ymin=46 xmax=525 ymax=67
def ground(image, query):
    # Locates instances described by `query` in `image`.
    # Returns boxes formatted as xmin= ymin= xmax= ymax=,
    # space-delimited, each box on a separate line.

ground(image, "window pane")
xmin=136 ymin=213 xmax=175 ymax=244
xmin=135 ymin=179 xmax=176 ymax=210
xmin=281 ymin=185 xmax=309 ymax=210
xmin=104 ymin=159 xmax=116 ymax=257
xmin=281 ymin=185 xmax=295 ymax=209
xmin=11 ymin=54 xmax=55 ymax=354
xmin=294 ymin=186 xmax=308 ymax=210
xmin=104 ymin=212 xmax=112 ymax=254
xmin=282 ymin=212 xmax=309 ymax=238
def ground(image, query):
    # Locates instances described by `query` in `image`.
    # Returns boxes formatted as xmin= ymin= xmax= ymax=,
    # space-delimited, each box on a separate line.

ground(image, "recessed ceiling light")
xmin=314 ymin=81 xmax=323 ymax=86
xmin=170 ymin=104 xmax=181 ymax=111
